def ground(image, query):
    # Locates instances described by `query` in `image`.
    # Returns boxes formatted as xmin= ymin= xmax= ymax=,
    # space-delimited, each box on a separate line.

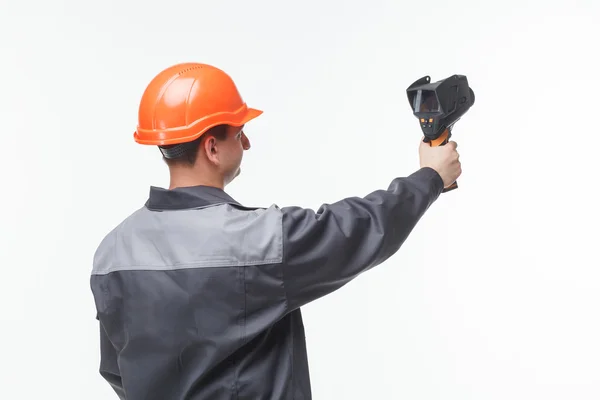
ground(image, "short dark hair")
xmin=160 ymin=125 xmax=228 ymax=167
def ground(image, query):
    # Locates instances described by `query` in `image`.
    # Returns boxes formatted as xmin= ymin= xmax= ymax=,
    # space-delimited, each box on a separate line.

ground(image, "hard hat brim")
xmin=239 ymin=107 xmax=263 ymax=126
xmin=134 ymin=104 xmax=263 ymax=146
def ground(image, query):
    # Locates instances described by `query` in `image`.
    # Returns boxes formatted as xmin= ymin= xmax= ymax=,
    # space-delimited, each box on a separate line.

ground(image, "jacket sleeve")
xmin=98 ymin=320 xmax=127 ymax=400
xmin=279 ymin=167 xmax=444 ymax=310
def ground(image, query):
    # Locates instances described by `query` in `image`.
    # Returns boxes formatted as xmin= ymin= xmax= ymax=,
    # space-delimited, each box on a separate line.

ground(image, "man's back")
xmin=91 ymin=187 xmax=313 ymax=399
xmin=91 ymin=168 xmax=445 ymax=399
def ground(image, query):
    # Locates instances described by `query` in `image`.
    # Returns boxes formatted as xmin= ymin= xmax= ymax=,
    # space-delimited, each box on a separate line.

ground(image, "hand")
xmin=419 ymin=137 xmax=462 ymax=188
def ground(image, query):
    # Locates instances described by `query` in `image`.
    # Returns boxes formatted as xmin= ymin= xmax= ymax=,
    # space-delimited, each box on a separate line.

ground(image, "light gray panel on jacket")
xmin=92 ymin=203 xmax=283 ymax=275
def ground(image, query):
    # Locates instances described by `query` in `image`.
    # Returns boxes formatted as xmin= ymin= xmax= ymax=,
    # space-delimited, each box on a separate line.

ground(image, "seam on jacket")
xmin=277 ymin=206 xmax=295 ymax=398
xmin=91 ymin=259 xmax=284 ymax=275
xmin=242 ymin=266 xmax=248 ymax=347
xmin=231 ymin=264 xmax=246 ymax=399
xmin=276 ymin=206 xmax=289 ymax=313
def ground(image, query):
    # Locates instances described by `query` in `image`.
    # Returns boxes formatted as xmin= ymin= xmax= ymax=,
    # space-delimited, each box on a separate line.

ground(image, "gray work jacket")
xmin=90 ymin=167 xmax=444 ymax=399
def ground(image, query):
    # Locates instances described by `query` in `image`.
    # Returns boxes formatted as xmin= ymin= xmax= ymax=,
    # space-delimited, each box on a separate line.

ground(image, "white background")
xmin=1 ymin=0 xmax=599 ymax=398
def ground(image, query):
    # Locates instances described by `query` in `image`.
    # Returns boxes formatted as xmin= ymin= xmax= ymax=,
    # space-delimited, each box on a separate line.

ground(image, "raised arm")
xmin=280 ymin=167 xmax=444 ymax=310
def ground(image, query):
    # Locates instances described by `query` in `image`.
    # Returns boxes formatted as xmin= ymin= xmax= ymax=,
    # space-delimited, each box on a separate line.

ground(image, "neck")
xmin=168 ymin=167 xmax=224 ymax=190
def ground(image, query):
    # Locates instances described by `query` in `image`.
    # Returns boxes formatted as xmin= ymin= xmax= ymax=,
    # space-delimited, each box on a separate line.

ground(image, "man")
xmin=90 ymin=62 xmax=461 ymax=400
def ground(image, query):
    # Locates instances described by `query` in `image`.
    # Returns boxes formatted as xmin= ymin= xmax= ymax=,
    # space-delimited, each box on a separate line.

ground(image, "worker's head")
xmin=133 ymin=62 xmax=262 ymax=189
xmin=159 ymin=123 xmax=251 ymax=187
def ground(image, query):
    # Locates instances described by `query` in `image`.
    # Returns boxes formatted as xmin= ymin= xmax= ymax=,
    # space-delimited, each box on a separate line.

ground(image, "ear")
xmin=241 ymin=132 xmax=251 ymax=150
xmin=203 ymin=136 xmax=221 ymax=165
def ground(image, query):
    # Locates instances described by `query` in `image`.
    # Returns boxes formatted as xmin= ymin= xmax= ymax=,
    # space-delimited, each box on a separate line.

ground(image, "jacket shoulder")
xmin=91 ymin=207 xmax=146 ymax=276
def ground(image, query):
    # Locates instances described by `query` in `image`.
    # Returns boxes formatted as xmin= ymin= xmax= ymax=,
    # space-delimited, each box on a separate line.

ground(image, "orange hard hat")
xmin=134 ymin=62 xmax=262 ymax=146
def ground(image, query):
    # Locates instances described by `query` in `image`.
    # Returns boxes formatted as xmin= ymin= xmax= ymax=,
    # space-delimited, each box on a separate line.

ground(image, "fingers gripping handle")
xmin=428 ymin=128 xmax=458 ymax=193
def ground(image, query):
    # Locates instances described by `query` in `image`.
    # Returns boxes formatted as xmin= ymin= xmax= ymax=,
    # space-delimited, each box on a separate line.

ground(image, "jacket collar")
xmin=145 ymin=185 xmax=241 ymax=211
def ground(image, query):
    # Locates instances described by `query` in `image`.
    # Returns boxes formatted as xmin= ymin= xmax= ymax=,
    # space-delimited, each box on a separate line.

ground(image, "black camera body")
xmin=406 ymin=74 xmax=475 ymax=142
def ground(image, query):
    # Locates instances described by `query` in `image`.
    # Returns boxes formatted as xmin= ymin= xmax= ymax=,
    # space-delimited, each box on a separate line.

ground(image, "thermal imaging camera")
xmin=406 ymin=74 xmax=475 ymax=191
